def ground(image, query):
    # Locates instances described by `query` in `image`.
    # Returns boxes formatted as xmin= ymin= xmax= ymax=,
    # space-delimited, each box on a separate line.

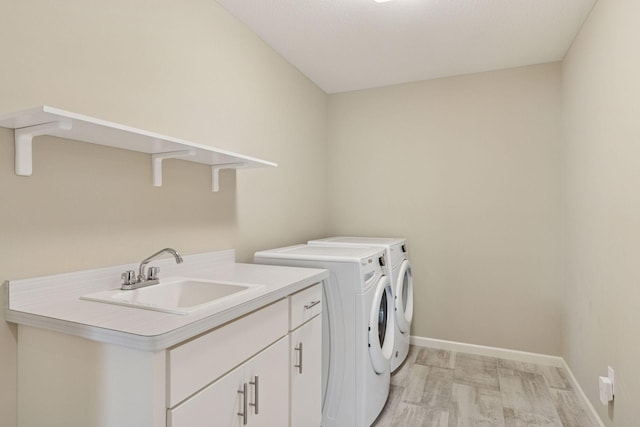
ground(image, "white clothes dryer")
xmin=308 ymin=237 xmax=414 ymax=372
xmin=254 ymin=244 xmax=394 ymax=427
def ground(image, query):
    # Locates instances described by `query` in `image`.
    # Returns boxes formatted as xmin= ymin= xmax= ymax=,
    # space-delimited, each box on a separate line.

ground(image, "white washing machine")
xmin=254 ymin=244 xmax=394 ymax=427
xmin=308 ymin=237 xmax=414 ymax=372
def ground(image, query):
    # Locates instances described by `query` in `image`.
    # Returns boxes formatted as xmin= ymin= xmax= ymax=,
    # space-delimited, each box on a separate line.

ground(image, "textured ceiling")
xmin=215 ymin=0 xmax=597 ymax=93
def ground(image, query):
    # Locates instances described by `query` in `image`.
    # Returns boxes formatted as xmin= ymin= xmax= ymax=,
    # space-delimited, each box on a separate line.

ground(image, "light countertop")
xmin=4 ymin=250 xmax=328 ymax=351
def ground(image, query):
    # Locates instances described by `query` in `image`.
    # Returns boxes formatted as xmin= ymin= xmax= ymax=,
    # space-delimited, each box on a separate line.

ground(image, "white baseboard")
xmin=410 ymin=335 xmax=604 ymax=427
xmin=410 ymin=335 xmax=563 ymax=367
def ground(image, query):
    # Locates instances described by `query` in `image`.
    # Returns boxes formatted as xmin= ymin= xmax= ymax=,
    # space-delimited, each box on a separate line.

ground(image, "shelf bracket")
xmin=151 ymin=149 xmax=196 ymax=187
xmin=14 ymin=120 xmax=73 ymax=176
xmin=212 ymin=162 xmax=246 ymax=192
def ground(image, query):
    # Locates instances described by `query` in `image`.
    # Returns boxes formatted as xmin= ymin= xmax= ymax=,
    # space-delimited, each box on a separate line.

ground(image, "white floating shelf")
xmin=0 ymin=105 xmax=277 ymax=191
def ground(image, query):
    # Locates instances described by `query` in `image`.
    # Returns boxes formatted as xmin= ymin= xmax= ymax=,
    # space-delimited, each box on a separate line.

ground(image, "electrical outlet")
xmin=608 ymin=366 xmax=615 ymax=396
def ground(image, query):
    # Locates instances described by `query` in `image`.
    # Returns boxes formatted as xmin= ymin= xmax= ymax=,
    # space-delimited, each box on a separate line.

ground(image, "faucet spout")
xmin=138 ymin=247 xmax=183 ymax=282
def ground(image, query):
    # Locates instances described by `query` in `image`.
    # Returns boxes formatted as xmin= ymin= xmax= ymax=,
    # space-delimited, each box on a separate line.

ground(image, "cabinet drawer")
xmin=289 ymin=283 xmax=322 ymax=331
xmin=168 ymin=299 xmax=288 ymax=407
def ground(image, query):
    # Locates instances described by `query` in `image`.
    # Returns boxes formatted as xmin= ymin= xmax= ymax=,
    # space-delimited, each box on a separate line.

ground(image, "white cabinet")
xmin=14 ymin=283 xmax=323 ymax=427
xmin=290 ymin=315 xmax=322 ymax=427
xmin=288 ymin=283 xmax=323 ymax=427
xmin=245 ymin=338 xmax=290 ymax=427
xmin=168 ymin=337 xmax=288 ymax=427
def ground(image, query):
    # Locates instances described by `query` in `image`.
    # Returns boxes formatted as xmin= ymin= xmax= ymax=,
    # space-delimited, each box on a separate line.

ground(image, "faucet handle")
xmin=147 ymin=266 xmax=160 ymax=281
xmin=121 ymin=270 xmax=136 ymax=286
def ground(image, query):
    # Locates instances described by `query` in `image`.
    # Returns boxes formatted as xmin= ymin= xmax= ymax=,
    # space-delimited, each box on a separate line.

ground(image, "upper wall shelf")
xmin=0 ymin=106 xmax=277 ymax=192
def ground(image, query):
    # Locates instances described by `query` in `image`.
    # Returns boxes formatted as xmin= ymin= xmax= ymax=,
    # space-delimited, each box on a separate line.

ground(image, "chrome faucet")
xmin=121 ymin=248 xmax=183 ymax=290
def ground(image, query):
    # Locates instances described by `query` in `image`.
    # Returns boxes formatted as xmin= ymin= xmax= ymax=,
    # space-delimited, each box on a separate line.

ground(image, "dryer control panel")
xmin=360 ymin=250 xmax=387 ymax=290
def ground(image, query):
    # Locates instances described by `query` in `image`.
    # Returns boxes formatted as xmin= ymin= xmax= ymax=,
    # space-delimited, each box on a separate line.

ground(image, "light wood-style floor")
xmin=373 ymin=346 xmax=598 ymax=427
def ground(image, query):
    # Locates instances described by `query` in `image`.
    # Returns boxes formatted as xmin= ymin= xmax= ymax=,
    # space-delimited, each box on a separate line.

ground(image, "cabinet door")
xmin=245 ymin=337 xmax=289 ymax=427
xmin=290 ymin=315 xmax=322 ymax=427
xmin=168 ymin=299 xmax=288 ymax=407
xmin=169 ymin=337 xmax=288 ymax=427
xmin=168 ymin=364 xmax=244 ymax=427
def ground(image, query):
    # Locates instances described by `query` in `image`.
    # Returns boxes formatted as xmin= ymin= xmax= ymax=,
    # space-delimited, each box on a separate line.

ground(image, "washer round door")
xmin=368 ymin=275 xmax=395 ymax=374
xmin=395 ymin=260 xmax=414 ymax=334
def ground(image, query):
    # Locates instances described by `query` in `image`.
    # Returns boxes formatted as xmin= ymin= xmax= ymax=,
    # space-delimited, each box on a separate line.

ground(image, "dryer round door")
xmin=395 ymin=260 xmax=414 ymax=334
xmin=368 ymin=275 xmax=395 ymax=374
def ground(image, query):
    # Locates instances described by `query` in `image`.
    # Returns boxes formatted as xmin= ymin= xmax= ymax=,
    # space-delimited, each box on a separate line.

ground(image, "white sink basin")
xmin=81 ymin=277 xmax=264 ymax=315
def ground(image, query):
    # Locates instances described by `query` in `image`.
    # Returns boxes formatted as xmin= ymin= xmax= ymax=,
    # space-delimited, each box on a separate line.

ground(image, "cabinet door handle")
xmin=304 ymin=300 xmax=320 ymax=310
xmin=237 ymin=383 xmax=248 ymax=425
xmin=249 ymin=375 xmax=259 ymax=415
xmin=294 ymin=342 xmax=303 ymax=374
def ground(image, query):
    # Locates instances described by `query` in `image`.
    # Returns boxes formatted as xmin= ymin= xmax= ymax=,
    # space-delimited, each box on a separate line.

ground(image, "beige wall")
xmin=562 ymin=0 xmax=640 ymax=425
xmin=0 ymin=1 xmax=327 ymax=425
xmin=327 ymin=63 xmax=563 ymax=355
xmin=4 ymin=0 xmax=639 ymax=425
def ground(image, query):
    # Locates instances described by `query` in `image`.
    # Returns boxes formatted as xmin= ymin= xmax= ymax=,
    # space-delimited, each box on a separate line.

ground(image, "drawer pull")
xmin=238 ymin=383 xmax=248 ymax=425
xmin=294 ymin=342 xmax=303 ymax=374
xmin=304 ymin=300 xmax=320 ymax=310
xmin=249 ymin=375 xmax=259 ymax=415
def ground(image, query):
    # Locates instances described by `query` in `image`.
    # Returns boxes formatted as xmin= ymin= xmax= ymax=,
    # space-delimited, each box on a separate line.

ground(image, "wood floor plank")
xmin=498 ymin=359 xmax=572 ymax=391
xmin=402 ymin=363 xmax=430 ymax=403
xmin=538 ymin=366 xmax=572 ymax=390
xmin=502 ymin=408 xmax=564 ymax=427
xmin=448 ymin=383 xmax=505 ymax=427
xmin=422 ymin=367 xmax=454 ymax=409
xmin=497 ymin=359 xmax=541 ymax=375
xmin=499 ymin=370 xmax=562 ymax=426
xmin=549 ymin=388 xmax=596 ymax=427
xmin=391 ymin=402 xmax=449 ymax=427
xmin=454 ymin=353 xmax=500 ymax=391
xmin=415 ymin=348 xmax=456 ymax=369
